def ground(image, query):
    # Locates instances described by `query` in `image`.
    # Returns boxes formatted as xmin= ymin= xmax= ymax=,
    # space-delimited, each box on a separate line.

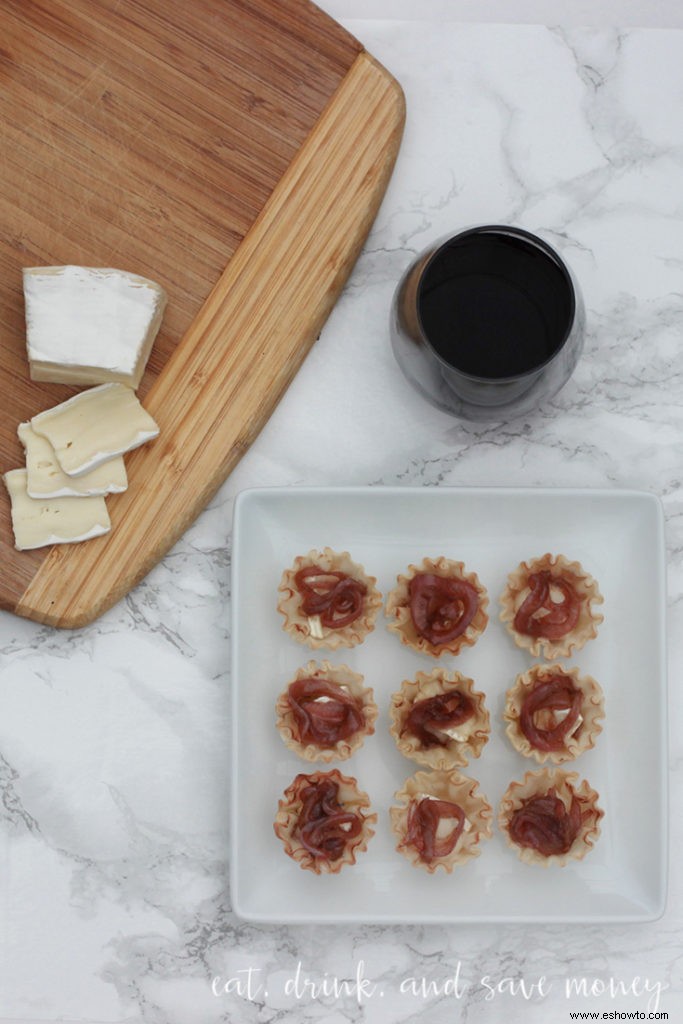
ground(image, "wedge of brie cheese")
xmin=30 ymin=383 xmax=160 ymax=476
xmin=3 ymin=468 xmax=111 ymax=550
xmin=23 ymin=265 xmax=167 ymax=388
xmin=18 ymin=421 xmax=128 ymax=498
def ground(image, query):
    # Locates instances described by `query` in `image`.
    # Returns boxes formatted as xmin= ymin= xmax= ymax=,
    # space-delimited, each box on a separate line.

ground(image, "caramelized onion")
xmin=287 ymin=677 xmax=364 ymax=747
xmin=406 ymin=797 xmax=466 ymax=862
xmin=520 ymin=674 xmax=583 ymax=752
xmin=408 ymin=573 xmax=479 ymax=645
xmin=513 ymin=570 xmax=581 ymax=640
xmin=295 ymin=566 xmax=367 ymax=629
xmin=404 ymin=690 xmax=474 ymax=748
xmin=508 ymin=788 xmax=582 ymax=856
xmin=296 ymin=776 xmax=362 ymax=861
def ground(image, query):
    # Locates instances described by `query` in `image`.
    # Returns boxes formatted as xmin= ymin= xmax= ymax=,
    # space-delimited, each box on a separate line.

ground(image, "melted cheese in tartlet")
xmin=307 ymin=616 xmax=324 ymax=639
xmin=498 ymin=767 xmax=604 ymax=867
xmin=390 ymin=769 xmax=493 ymax=873
xmin=275 ymin=660 xmax=378 ymax=763
xmin=499 ymin=553 xmax=604 ymax=659
xmin=277 ymin=548 xmax=383 ymax=650
xmin=503 ymin=664 xmax=604 ymax=765
xmin=389 ymin=669 xmax=490 ymax=769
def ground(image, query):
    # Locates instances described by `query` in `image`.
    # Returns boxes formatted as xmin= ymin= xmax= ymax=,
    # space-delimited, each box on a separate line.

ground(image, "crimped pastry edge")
xmin=385 ymin=556 xmax=489 ymax=657
xmin=498 ymin=767 xmax=604 ymax=867
xmin=503 ymin=664 xmax=605 ymax=764
xmin=389 ymin=668 xmax=490 ymax=769
xmin=277 ymin=547 xmax=383 ymax=650
xmin=273 ymin=768 xmax=377 ymax=874
xmin=275 ymin=659 xmax=378 ymax=763
xmin=499 ymin=552 xmax=604 ymax=659
xmin=390 ymin=768 xmax=493 ymax=873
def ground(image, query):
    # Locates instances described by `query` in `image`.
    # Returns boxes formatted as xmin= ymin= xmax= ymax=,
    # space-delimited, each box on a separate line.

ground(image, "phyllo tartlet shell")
xmin=273 ymin=769 xmax=377 ymax=874
xmin=499 ymin=552 xmax=603 ymax=659
xmin=389 ymin=669 xmax=490 ymax=769
xmin=504 ymin=664 xmax=605 ymax=764
xmin=275 ymin=660 xmax=378 ymax=762
xmin=498 ymin=767 xmax=604 ymax=867
xmin=390 ymin=768 xmax=493 ymax=873
xmin=385 ymin=556 xmax=489 ymax=657
xmin=277 ymin=547 xmax=382 ymax=649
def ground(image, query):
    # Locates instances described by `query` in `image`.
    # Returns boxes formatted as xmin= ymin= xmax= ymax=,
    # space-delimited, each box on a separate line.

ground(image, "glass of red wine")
xmin=391 ymin=225 xmax=585 ymax=421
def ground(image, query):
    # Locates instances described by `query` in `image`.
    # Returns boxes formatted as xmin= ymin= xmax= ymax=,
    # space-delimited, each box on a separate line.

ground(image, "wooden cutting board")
xmin=0 ymin=0 xmax=404 ymax=627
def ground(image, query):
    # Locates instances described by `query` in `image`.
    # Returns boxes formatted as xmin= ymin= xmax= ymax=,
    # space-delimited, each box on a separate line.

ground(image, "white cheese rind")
xmin=18 ymin=422 xmax=128 ymax=497
xmin=23 ymin=265 xmax=167 ymax=388
xmin=30 ymin=383 xmax=160 ymax=476
xmin=3 ymin=468 xmax=111 ymax=550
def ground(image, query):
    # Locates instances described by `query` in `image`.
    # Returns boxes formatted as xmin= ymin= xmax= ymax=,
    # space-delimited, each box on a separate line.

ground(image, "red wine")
xmin=417 ymin=227 xmax=575 ymax=380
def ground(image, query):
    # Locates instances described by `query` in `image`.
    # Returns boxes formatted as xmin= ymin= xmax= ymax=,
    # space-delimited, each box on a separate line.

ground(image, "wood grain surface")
xmin=0 ymin=0 xmax=404 ymax=626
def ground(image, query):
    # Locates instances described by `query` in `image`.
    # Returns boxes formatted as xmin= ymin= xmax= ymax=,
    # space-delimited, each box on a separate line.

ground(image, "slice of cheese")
xmin=23 ymin=265 xmax=167 ymax=388
xmin=18 ymin=421 xmax=128 ymax=498
xmin=30 ymin=383 xmax=160 ymax=477
xmin=3 ymin=468 xmax=111 ymax=550
xmin=441 ymin=718 xmax=477 ymax=743
xmin=417 ymin=794 xmax=472 ymax=837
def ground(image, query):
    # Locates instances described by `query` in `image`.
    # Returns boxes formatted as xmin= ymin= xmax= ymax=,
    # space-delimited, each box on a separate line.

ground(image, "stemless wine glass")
xmin=390 ymin=225 xmax=585 ymax=421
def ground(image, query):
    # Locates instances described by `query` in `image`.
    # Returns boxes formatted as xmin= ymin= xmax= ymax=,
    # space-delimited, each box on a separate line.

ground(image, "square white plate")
xmin=230 ymin=486 xmax=667 ymax=923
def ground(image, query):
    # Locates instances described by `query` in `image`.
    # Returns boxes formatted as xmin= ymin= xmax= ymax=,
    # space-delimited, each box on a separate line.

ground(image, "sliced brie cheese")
xmin=313 ymin=685 xmax=348 ymax=703
xmin=551 ymin=708 xmax=584 ymax=737
xmin=417 ymin=794 xmax=471 ymax=837
xmin=3 ymin=468 xmax=111 ymax=550
xmin=18 ymin=421 xmax=128 ymax=498
xmin=440 ymin=718 xmax=477 ymax=743
xmin=435 ymin=813 xmax=471 ymax=840
xmin=533 ymin=707 xmax=584 ymax=738
xmin=307 ymin=616 xmax=324 ymax=639
xmin=23 ymin=265 xmax=167 ymax=388
xmin=30 ymin=383 xmax=160 ymax=477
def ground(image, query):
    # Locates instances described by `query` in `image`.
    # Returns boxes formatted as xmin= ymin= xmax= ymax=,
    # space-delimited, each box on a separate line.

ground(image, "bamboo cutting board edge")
xmin=13 ymin=49 xmax=406 ymax=628
xmin=0 ymin=0 xmax=369 ymax=603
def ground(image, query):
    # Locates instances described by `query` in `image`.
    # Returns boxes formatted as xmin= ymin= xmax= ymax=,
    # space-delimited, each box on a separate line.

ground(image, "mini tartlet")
xmin=389 ymin=669 xmax=490 ymax=769
xmin=385 ymin=556 xmax=489 ymax=657
xmin=275 ymin=660 xmax=378 ymax=762
xmin=277 ymin=548 xmax=382 ymax=649
xmin=273 ymin=769 xmax=376 ymax=874
xmin=499 ymin=553 xmax=603 ymax=659
xmin=498 ymin=767 xmax=603 ymax=867
xmin=390 ymin=768 xmax=493 ymax=873
xmin=504 ymin=664 xmax=605 ymax=764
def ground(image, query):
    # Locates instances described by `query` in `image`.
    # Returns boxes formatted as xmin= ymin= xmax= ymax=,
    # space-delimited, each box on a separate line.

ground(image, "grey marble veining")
xmin=1 ymin=17 xmax=682 ymax=1024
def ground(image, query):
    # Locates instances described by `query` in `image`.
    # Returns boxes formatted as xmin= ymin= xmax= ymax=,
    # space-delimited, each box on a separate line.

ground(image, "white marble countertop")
xmin=1 ymin=2 xmax=682 ymax=1022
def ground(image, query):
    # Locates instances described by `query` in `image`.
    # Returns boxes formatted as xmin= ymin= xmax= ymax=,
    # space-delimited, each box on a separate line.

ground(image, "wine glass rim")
xmin=414 ymin=224 xmax=579 ymax=385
